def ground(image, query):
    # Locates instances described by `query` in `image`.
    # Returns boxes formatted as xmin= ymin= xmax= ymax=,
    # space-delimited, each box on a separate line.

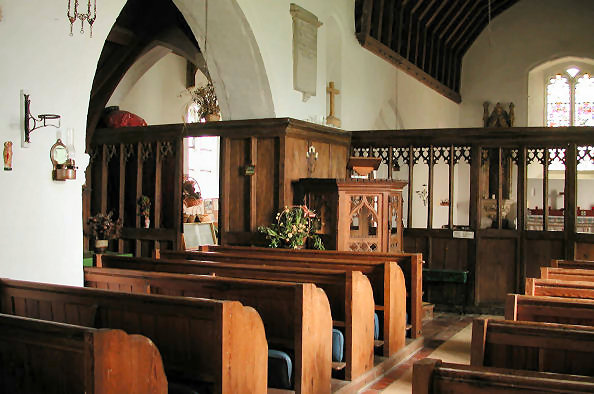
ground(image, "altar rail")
xmin=351 ymin=126 xmax=594 ymax=310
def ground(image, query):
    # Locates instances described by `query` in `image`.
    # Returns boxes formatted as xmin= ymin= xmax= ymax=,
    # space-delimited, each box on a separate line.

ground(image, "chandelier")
xmin=67 ymin=0 xmax=97 ymax=38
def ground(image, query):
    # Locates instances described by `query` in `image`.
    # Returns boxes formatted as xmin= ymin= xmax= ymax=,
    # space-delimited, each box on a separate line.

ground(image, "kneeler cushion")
xmin=268 ymin=349 xmax=293 ymax=389
xmin=332 ymin=328 xmax=344 ymax=362
xmin=374 ymin=312 xmax=379 ymax=340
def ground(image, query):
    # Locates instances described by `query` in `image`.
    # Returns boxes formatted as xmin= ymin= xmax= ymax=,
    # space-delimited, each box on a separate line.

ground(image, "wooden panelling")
xmin=255 ymin=138 xmax=278 ymax=227
xmin=227 ymin=138 xmax=250 ymax=232
xmin=523 ymin=239 xmax=564 ymax=279
xmin=576 ymin=242 xmax=594 ymax=260
xmin=476 ymin=238 xmax=516 ymax=304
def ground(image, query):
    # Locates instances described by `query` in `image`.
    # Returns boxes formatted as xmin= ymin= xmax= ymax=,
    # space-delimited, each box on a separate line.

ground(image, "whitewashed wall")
xmin=0 ymin=0 xmax=127 ymax=286
xmin=460 ymin=0 xmax=594 ymax=127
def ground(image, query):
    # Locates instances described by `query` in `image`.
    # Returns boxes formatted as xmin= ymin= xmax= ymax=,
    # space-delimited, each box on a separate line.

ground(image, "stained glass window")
xmin=546 ymin=68 xmax=594 ymax=127
xmin=546 ymin=74 xmax=570 ymax=127
xmin=575 ymin=73 xmax=594 ymax=126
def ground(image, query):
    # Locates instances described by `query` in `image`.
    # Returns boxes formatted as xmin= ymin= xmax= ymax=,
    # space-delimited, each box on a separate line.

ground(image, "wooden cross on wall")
xmin=326 ymin=81 xmax=341 ymax=127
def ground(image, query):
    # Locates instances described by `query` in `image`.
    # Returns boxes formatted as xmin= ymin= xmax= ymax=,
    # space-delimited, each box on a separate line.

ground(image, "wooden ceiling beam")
xmin=444 ymin=0 xmax=481 ymax=45
xmin=438 ymin=0 xmax=472 ymax=40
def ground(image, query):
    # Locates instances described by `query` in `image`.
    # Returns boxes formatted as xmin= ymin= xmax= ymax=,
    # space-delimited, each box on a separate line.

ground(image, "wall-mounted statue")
xmin=3 ymin=141 xmax=12 ymax=171
xmin=483 ymin=102 xmax=515 ymax=128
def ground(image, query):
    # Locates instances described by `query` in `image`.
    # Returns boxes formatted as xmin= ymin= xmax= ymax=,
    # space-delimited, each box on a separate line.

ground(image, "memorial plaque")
xmin=290 ymin=3 xmax=322 ymax=102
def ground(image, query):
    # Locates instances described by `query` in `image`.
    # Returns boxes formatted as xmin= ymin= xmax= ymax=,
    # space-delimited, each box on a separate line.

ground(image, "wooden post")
xmin=118 ymin=144 xmax=126 ymax=253
xmin=565 ymin=143 xmax=577 ymax=259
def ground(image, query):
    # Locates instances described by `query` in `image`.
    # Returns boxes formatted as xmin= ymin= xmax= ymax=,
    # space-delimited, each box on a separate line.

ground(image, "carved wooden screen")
xmin=86 ymin=129 xmax=183 ymax=257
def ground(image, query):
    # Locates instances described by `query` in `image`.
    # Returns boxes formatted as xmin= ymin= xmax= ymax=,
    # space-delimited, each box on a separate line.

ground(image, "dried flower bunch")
xmin=86 ymin=212 xmax=122 ymax=240
xmin=188 ymin=82 xmax=220 ymax=120
xmin=258 ymin=205 xmax=324 ymax=250
xmin=137 ymin=195 xmax=151 ymax=217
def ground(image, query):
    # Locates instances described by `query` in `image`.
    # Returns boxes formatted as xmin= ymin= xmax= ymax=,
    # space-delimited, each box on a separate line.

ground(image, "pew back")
xmin=96 ymin=254 xmax=375 ymax=381
xmin=0 ymin=278 xmax=267 ymax=393
xmin=471 ymin=318 xmax=594 ymax=376
xmin=541 ymin=267 xmax=594 ymax=282
xmin=197 ymin=245 xmax=423 ymax=339
xmin=413 ymin=358 xmax=594 ymax=393
xmin=159 ymin=249 xmax=407 ymax=357
xmin=506 ymin=294 xmax=594 ymax=327
xmin=551 ymin=259 xmax=594 ymax=270
xmin=525 ymin=278 xmax=594 ymax=299
xmin=84 ymin=266 xmax=332 ymax=394
xmin=0 ymin=313 xmax=168 ymax=394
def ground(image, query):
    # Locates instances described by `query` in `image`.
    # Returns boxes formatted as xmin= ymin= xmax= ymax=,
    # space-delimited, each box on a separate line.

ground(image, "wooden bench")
xmin=541 ymin=267 xmax=594 ymax=282
xmin=96 ymin=254 xmax=376 ymax=381
xmin=0 ymin=313 xmax=167 ymax=394
xmin=471 ymin=318 xmax=594 ymax=376
xmin=551 ymin=259 xmax=594 ymax=270
xmin=506 ymin=293 xmax=594 ymax=327
xmin=525 ymin=278 xmax=594 ymax=299
xmin=413 ymin=358 xmax=594 ymax=393
xmin=84 ymin=266 xmax=331 ymax=394
xmin=0 ymin=277 xmax=267 ymax=393
xmin=195 ymin=245 xmax=423 ymax=340
xmin=160 ymin=247 xmax=409 ymax=357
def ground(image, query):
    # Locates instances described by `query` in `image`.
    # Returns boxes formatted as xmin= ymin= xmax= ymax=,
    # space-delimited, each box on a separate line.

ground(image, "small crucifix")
xmin=326 ymin=81 xmax=341 ymax=128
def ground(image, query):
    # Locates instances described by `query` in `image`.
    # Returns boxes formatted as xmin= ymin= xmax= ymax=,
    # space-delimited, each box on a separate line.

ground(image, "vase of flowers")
xmin=137 ymin=195 xmax=151 ymax=228
xmin=258 ymin=205 xmax=324 ymax=250
xmin=187 ymin=82 xmax=220 ymax=122
xmin=86 ymin=212 xmax=122 ymax=253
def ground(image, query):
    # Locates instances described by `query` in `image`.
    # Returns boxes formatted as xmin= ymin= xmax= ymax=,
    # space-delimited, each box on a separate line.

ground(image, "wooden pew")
xmin=0 ymin=313 xmax=167 ymax=394
xmin=160 ymin=247 xmax=409 ymax=357
xmin=84 ymin=266 xmax=332 ymax=394
xmin=541 ymin=267 xmax=594 ymax=282
xmin=0 ymin=278 xmax=267 ymax=394
xmin=96 ymin=254 xmax=375 ymax=381
xmin=551 ymin=259 xmax=594 ymax=270
xmin=505 ymin=293 xmax=594 ymax=326
xmin=525 ymin=278 xmax=594 ymax=299
xmin=413 ymin=358 xmax=594 ymax=393
xmin=195 ymin=245 xmax=423 ymax=340
xmin=471 ymin=318 xmax=594 ymax=376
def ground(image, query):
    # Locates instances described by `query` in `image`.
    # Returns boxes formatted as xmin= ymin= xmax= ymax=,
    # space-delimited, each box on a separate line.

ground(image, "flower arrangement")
xmin=86 ymin=211 xmax=122 ymax=240
xmin=137 ymin=195 xmax=151 ymax=217
xmin=258 ymin=205 xmax=324 ymax=250
xmin=187 ymin=82 xmax=220 ymax=120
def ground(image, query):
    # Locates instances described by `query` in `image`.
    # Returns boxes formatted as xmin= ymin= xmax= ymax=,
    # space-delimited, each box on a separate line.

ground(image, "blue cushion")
xmin=374 ymin=312 xmax=380 ymax=340
xmin=268 ymin=349 xmax=292 ymax=389
xmin=332 ymin=328 xmax=344 ymax=362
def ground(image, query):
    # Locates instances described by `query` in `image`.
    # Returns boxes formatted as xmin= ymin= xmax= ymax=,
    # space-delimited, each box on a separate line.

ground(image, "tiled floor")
xmin=359 ymin=312 xmax=478 ymax=393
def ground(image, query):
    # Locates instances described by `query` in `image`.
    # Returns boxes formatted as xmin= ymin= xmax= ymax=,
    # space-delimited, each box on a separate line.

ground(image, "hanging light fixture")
xmin=67 ymin=0 xmax=97 ymax=38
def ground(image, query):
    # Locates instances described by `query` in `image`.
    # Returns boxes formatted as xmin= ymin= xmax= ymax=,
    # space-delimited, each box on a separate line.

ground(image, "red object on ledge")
xmin=104 ymin=107 xmax=147 ymax=128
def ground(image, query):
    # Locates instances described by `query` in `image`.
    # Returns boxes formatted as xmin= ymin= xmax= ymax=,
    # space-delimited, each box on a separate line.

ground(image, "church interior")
xmin=1 ymin=0 xmax=594 ymax=392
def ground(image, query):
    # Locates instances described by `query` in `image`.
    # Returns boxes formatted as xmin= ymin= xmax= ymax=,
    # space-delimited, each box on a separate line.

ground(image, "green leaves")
xmin=258 ymin=205 xmax=324 ymax=250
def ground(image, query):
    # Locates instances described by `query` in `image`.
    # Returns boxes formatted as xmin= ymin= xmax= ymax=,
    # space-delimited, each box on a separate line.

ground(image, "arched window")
xmin=546 ymin=67 xmax=594 ymax=127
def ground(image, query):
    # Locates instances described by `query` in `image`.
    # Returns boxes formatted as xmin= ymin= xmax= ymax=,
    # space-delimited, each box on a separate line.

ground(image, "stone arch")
xmin=87 ymin=0 xmax=274 ymax=145
xmin=172 ymin=0 xmax=275 ymax=121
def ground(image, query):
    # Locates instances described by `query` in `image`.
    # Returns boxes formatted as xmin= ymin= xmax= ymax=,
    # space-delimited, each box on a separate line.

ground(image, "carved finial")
xmin=483 ymin=102 xmax=490 ymax=127
xmin=509 ymin=102 xmax=515 ymax=127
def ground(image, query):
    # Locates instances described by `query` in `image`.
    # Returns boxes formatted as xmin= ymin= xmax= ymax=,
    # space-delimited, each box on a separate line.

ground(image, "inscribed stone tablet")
xmin=290 ymin=4 xmax=322 ymax=102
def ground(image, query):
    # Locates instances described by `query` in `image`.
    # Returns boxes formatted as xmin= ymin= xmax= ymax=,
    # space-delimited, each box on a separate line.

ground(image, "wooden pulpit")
xmin=293 ymin=179 xmax=407 ymax=252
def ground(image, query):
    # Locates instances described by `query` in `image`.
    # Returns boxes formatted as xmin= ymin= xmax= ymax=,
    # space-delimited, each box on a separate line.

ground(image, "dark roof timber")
xmin=355 ymin=0 xmax=519 ymax=103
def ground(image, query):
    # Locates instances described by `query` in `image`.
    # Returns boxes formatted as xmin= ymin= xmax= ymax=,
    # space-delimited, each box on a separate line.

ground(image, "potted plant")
xmin=188 ymin=82 xmax=220 ymax=121
xmin=258 ymin=205 xmax=324 ymax=250
xmin=86 ymin=211 xmax=122 ymax=253
xmin=137 ymin=195 xmax=151 ymax=228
